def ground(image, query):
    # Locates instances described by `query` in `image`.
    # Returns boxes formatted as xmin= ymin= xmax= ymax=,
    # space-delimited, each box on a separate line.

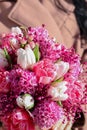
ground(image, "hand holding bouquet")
xmin=0 ymin=26 xmax=86 ymax=130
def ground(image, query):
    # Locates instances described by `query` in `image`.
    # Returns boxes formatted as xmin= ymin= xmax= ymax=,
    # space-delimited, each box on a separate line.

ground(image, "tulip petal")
xmin=55 ymin=61 xmax=69 ymax=79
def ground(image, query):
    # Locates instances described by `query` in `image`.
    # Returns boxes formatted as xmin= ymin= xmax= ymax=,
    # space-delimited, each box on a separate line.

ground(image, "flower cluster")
xmin=79 ymin=62 xmax=87 ymax=105
xmin=0 ymin=26 xmax=86 ymax=130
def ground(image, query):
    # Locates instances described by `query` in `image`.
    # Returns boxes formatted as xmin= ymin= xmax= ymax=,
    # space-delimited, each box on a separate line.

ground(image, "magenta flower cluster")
xmin=0 ymin=26 xmax=86 ymax=130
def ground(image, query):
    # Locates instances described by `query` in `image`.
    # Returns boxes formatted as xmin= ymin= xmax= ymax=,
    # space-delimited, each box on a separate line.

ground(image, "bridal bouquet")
xmin=0 ymin=26 xmax=86 ymax=130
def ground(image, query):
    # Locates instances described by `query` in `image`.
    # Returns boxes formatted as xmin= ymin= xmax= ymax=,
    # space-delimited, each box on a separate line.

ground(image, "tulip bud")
xmin=17 ymin=45 xmax=36 ymax=69
xmin=23 ymin=94 xmax=34 ymax=110
xmin=48 ymin=81 xmax=68 ymax=101
xmin=55 ymin=61 xmax=69 ymax=79
xmin=16 ymin=94 xmax=34 ymax=110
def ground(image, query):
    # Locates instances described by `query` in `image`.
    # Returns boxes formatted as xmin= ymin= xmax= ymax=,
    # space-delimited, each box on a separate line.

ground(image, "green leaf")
xmin=57 ymin=101 xmax=63 ymax=107
xmin=51 ymin=77 xmax=64 ymax=86
xmin=4 ymin=48 xmax=12 ymax=67
xmin=55 ymin=77 xmax=64 ymax=82
xmin=33 ymin=44 xmax=40 ymax=62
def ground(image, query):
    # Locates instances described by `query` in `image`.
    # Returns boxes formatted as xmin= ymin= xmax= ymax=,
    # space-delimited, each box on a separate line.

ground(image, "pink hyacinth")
xmin=34 ymin=84 xmax=50 ymax=101
xmin=28 ymin=26 xmax=66 ymax=62
xmin=33 ymin=99 xmax=63 ymax=130
xmin=62 ymin=48 xmax=81 ymax=80
xmin=79 ymin=62 xmax=87 ymax=84
xmin=62 ymin=80 xmax=84 ymax=116
xmin=28 ymin=26 xmax=49 ymax=43
xmin=67 ymin=80 xmax=84 ymax=103
xmin=9 ymin=67 xmax=37 ymax=97
xmin=0 ymin=92 xmax=17 ymax=117
xmin=0 ymin=69 xmax=10 ymax=93
xmin=79 ymin=62 xmax=87 ymax=104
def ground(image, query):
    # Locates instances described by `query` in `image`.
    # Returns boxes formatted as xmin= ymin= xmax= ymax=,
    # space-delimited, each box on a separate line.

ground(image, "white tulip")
xmin=11 ymin=27 xmax=23 ymax=36
xmin=17 ymin=45 xmax=36 ymax=69
xmin=0 ymin=49 xmax=8 ymax=68
xmin=23 ymin=94 xmax=34 ymax=109
xmin=55 ymin=61 xmax=69 ymax=79
xmin=48 ymin=81 xmax=68 ymax=101
xmin=16 ymin=94 xmax=34 ymax=110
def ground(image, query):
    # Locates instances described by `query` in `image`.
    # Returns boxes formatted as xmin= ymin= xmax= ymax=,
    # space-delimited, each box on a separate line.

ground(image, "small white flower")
xmin=0 ymin=49 xmax=8 ymax=68
xmin=16 ymin=94 xmax=34 ymax=110
xmin=48 ymin=81 xmax=68 ymax=101
xmin=11 ymin=27 xmax=23 ymax=36
xmin=10 ymin=38 xmax=19 ymax=49
xmin=55 ymin=61 xmax=69 ymax=79
xmin=17 ymin=45 xmax=36 ymax=69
